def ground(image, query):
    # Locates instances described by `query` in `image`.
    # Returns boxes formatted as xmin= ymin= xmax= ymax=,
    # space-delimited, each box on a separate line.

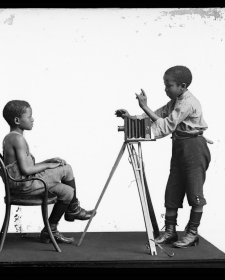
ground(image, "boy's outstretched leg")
xmin=173 ymin=207 xmax=202 ymax=248
xmin=40 ymin=200 xmax=75 ymax=244
xmin=62 ymin=178 xmax=96 ymax=222
xmin=155 ymin=208 xmax=178 ymax=244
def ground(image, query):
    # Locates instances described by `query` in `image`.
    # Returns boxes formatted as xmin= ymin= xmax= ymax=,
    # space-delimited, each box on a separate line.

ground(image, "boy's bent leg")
xmin=64 ymin=200 xmax=96 ymax=221
xmin=37 ymin=164 xmax=95 ymax=221
xmin=62 ymin=178 xmax=96 ymax=222
xmin=40 ymin=183 xmax=75 ymax=244
xmin=40 ymin=200 xmax=75 ymax=244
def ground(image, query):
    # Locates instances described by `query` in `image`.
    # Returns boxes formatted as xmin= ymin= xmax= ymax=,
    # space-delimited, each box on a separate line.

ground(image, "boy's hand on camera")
xmin=135 ymin=89 xmax=148 ymax=108
xmin=115 ymin=109 xmax=130 ymax=119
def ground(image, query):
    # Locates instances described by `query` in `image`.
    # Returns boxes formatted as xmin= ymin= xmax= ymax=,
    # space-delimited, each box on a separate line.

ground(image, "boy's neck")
xmin=177 ymin=88 xmax=188 ymax=98
xmin=10 ymin=128 xmax=24 ymax=135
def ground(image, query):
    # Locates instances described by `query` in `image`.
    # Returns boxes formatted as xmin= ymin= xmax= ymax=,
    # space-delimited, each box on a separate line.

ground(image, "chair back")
xmin=0 ymin=153 xmax=11 ymax=204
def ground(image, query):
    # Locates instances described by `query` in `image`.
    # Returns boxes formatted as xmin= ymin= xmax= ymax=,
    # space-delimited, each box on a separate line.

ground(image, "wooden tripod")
xmin=77 ymin=141 xmax=159 ymax=255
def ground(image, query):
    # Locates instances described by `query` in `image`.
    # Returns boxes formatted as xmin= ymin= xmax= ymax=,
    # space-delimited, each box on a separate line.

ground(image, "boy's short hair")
xmin=3 ymin=100 xmax=31 ymax=127
xmin=164 ymin=66 xmax=192 ymax=88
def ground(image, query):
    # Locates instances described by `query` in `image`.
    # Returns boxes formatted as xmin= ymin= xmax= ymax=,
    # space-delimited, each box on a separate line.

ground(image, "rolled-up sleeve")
xmin=136 ymin=102 xmax=171 ymax=119
xmin=151 ymin=102 xmax=192 ymax=139
xmin=154 ymin=103 xmax=170 ymax=118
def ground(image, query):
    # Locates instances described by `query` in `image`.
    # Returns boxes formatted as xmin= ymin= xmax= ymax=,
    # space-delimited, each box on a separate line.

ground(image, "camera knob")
xmin=118 ymin=126 xmax=125 ymax=132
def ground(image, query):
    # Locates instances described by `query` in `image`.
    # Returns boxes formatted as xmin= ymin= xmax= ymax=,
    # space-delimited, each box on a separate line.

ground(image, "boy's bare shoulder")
xmin=4 ymin=133 xmax=26 ymax=147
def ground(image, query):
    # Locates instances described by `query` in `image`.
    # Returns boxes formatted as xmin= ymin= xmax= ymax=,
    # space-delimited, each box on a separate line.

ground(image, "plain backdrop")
xmin=0 ymin=8 xmax=225 ymax=253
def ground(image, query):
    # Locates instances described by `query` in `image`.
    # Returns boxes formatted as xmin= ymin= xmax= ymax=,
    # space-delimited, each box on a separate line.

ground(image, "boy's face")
xmin=163 ymin=74 xmax=184 ymax=100
xmin=16 ymin=107 xmax=34 ymax=130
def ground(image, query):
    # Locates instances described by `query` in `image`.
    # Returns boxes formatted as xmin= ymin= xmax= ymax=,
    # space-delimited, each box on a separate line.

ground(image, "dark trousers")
xmin=165 ymin=136 xmax=211 ymax=209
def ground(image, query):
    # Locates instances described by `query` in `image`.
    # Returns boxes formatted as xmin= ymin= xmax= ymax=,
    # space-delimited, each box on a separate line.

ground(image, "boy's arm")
xmin=39 ymin=157 xmax=67 ymax=165
xmin=135 ymin=89 xmax=159 ymax=122
xmin=151 ymin=103 xmax=192 ymax=138
xmin=135 ymin=89 xmax=192 ymax=138
xmin=115 ymin=109 xmax=138 ymax=119
xmin=14 ymin=135 xmax=61 ymax=176
xmin=139 ymin=105 xmax=159 ymax=122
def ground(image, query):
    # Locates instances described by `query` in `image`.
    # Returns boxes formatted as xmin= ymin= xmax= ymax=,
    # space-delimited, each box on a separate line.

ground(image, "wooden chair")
xmin=0 ymin=154 xmax=61 ymax=252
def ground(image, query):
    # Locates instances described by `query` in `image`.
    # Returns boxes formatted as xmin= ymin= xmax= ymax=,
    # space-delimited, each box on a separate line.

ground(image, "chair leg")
xmin=0 ymin=204 xmax=11 ymax=252
xmin=41 ymin=203 xmax=61 ymax=253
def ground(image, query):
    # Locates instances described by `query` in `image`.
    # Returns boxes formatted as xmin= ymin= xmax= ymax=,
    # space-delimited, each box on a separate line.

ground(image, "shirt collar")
xmin=177 ymin=90 xmax=191 ymax=100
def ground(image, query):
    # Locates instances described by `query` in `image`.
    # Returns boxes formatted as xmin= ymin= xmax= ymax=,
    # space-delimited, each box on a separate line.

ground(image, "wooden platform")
xmin=0 ymin=231 xmax=224 ymax=271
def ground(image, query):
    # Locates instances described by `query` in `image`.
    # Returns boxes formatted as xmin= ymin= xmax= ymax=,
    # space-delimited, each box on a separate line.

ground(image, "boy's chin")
xmin=167 ymin=96 xmax=175 ymax=100
xmin=169 ymin=94 xmax=178 ymax=100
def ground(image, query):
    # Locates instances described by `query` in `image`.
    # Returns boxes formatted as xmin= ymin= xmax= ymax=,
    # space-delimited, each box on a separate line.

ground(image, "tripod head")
xmin=115 ymin=111 xmax=153 ymax=142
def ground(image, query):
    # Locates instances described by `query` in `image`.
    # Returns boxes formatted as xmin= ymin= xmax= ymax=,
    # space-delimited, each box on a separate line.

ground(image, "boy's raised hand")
xmin=135 ymin=88 xmax=148 ymax=108
xmin=115 ymin=109 xmax=130 ymax=119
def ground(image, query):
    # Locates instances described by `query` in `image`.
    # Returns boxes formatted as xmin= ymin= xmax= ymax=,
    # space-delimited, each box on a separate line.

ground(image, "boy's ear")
xmin=14 ymin=117 xmax=20 ymax=125
xmin=181 ymin=83 xmax=187 ymax=89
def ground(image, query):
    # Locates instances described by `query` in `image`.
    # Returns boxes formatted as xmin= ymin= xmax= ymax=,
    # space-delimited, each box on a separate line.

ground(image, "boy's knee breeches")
xmin=61 ymin=164 xmax=74 ymax=181
xmin=35 ymin=163 xmax=74 ymax=188
xmin=165 ymin=170 xmax=207 ymax=208
xmin=164 ymin=136 xmax=211 ymax=209
xmin=49 ymin=183 xmax=74 ymax=204
xmin=31 ymin=164 xmax=75 ymax=203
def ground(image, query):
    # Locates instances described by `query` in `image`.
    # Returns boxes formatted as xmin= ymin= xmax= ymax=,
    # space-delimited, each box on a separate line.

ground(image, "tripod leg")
xmin=141 ymin=152 xmax=160 ymax=238
xmin=77 ymin=142 xmax=127 ymax=246
xmin=127 ymin=143 xmax=157 ymax=255
xmin=137 ymin=143 xmax=157 ymax=254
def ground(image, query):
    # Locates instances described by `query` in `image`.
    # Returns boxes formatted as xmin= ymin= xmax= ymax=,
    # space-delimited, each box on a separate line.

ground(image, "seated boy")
xmin=2 ymin=100 xmax=95 ymax=244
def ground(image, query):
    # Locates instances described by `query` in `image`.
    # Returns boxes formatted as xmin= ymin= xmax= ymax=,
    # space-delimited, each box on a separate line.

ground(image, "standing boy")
xmin=2 ymin=100 xmax=95 ymax=244
xmin=116 ymin=66 xmax=211 ymax=248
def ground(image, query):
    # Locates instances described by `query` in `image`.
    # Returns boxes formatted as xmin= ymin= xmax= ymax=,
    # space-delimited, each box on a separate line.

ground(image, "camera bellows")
xmin=118 ymin=116 xmax=152 ymax=141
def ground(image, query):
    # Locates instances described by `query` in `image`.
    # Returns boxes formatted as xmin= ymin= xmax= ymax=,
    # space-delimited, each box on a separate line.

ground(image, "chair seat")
xmin=5 ymin=193 xmax=58 ymax=206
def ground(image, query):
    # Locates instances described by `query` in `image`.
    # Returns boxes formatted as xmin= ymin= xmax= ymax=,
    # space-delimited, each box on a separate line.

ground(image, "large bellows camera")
xmin=117 ymin=116 xmax=152 ymax=141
